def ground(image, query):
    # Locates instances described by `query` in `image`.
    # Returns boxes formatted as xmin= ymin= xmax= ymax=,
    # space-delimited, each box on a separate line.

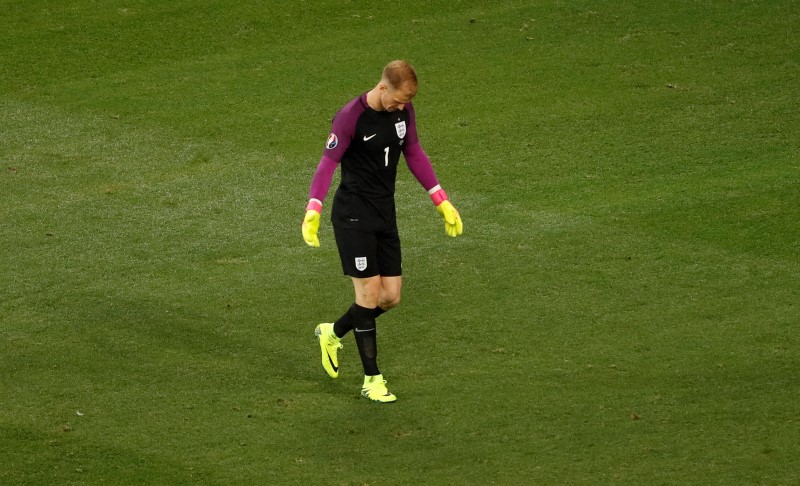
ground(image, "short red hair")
xmin=382 ymin=60 xmax=418 ymax=97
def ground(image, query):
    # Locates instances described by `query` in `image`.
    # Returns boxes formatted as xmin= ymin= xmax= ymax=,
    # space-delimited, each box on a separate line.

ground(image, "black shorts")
xmin=332 ymin=223 xmax=402 ymax=278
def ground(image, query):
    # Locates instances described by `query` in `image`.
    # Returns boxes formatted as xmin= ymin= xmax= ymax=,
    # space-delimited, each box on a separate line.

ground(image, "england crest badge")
xmin=355 ymin=257 xmax=368 ymax=271
xmin=395 ymin=121 xmax=406 ymax=139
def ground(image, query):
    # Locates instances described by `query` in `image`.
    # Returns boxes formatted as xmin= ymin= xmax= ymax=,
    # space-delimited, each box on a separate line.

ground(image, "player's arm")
xmin=302 ymin=155 xmax=338 ymax=247
xmin=302 ymin=101 xmax=360 ymax=247
xmin=404 ymin=141 xmax=463 ymax=238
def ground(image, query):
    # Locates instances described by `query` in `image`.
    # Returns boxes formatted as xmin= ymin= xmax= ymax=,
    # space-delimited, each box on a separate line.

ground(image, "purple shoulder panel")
xmin=323 ymin=93 xmax=367 ymax=162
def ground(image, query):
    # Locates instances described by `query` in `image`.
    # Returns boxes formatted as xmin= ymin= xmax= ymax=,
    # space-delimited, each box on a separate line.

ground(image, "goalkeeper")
xmin=302 ymin=60 xmax=463 ymax=403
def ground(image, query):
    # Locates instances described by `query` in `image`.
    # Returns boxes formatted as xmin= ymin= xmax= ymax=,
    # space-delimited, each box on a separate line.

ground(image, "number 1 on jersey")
xmin=383 ymin=146 xmax=390 ymax=167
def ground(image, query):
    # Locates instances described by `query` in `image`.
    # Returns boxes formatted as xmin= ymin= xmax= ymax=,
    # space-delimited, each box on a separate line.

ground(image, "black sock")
xmin=333 ymin=303 xmax=359 ymax=338
xmin=335 ymin=304 xmax=388 ymax=337
xmin=351 ymin=304 xmax=380 ymax=376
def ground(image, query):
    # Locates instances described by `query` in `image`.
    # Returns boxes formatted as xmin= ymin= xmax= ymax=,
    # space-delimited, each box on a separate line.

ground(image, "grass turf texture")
xmin=2 ymin=1 xmax=798 ymax=484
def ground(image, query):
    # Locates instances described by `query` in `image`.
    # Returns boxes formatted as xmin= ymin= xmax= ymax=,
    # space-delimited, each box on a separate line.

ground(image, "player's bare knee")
xmin=356 ymin=293 xmax=380 ymax=309
xmin=382 ymin=294 xmax=400 ymax=310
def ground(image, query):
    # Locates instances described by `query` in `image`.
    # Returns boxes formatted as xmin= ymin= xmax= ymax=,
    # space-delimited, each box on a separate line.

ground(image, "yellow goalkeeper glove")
xmin=436 ymin=200 xmax=463 ymax=237
xmin=302 ymin=202 xmax=322 ymax=247
xmin=429 ymin=186 xmax=463 ymax=237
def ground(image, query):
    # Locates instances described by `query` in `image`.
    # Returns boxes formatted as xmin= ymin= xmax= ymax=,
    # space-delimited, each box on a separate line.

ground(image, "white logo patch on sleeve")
xmin=326 ymin=133 xmax=338 ymax=149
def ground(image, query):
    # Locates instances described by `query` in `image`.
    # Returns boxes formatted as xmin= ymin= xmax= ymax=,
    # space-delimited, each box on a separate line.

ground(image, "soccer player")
xmin=302 ymin=60 xmax=463 ymax=403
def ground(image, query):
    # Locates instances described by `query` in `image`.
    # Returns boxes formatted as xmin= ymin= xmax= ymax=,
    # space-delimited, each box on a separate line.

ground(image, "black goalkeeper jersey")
xmin=323 ymin=93 xmax=419 ymax=227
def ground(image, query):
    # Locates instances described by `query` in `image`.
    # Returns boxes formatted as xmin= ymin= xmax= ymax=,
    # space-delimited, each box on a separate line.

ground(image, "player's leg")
xmin=317 ymin=279 xmax=383 ymax=379
xmin=349 ymin=275 xmax=400 ymax=369
xmin=316 ymin=225 xmax=381 ymax=381
xmin=348 ymin=225 xmax=403 ymax=375
xmin=331 ymin=227 xmax=381 ymax=338
xmin=351 ymin=276 xmax=396 ymax=403
xmin=375 ymin=276 xmax=402 ymax=317
xmin=373 ymin=225 xmax=403 ymax=318
xmin=338 ymin=274 xmax=400 ymax=335
xmin=322 ymin=223 xmax=397 ymax=402
xmin=356 ymin=226 xmax=401 ymax=402
xmin=350 ymin=275 xmax=382 ymax=376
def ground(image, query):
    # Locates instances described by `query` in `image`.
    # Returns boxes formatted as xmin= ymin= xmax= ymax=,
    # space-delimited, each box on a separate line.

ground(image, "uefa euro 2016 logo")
xmin=326 ymin=133 xmax=338 ymax=149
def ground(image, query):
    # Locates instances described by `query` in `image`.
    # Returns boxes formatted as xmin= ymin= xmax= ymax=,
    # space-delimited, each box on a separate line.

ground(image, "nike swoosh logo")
xmin=363 ymin=134 xmax=377 ymax=141
xmin=354 ymin=328 xmax=376 ymax=333
xmin=326 ymin=351 xmax=338 ymax=372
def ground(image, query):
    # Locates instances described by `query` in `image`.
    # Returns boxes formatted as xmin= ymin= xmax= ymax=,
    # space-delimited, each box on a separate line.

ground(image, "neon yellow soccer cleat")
xmin=315 ymin=323 xmax=342 ymax=378
xmin=361 ymin=374 xmax=397 ymax=403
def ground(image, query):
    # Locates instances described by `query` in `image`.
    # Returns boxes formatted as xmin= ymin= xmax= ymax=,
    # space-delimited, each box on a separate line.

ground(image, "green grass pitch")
xmin=1 ymin=1 xmax=798 ymax=484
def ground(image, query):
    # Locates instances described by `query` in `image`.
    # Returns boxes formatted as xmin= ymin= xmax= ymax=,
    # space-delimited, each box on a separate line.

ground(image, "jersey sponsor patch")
xmin=355 ymin=257 xmax=367 ymax=271
xmin=395 ymin=121 xmax=406 ymax=139
xmin=326 ymin=133 xmax=338 ymax=149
